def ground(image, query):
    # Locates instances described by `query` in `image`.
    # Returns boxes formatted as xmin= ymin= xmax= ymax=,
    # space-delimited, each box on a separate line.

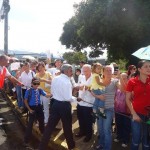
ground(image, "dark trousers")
xmin=22 ymin=88 xmax=26 ymax=107
xmin=39 ymin=100 xmax=75 ymax=150
xmin=115 ymin=112 xmax=131 ymax=143
xmin=24 ymin=105 xmax=44 ymax=143
xmin=22 ymin=88 xmax=26 ymax=98
xmin=77 ymin=104 xmax=93 ymax=138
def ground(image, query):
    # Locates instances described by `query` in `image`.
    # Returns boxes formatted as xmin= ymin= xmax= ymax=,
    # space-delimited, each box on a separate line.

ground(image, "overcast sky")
xmin=0 ymin=0 xmax=81 ymax=55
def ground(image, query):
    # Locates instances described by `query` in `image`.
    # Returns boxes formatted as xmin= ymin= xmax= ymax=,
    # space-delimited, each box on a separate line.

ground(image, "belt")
xmin=53 ymin=99 xmax=70 ymax=103
xmin=22 ymin=87 xmax=27 ymax=90
xmin=29 ymin=104 xmax=42 ymax=107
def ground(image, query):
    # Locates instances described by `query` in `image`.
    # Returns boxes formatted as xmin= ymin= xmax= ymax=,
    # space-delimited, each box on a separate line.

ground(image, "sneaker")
xmin=97 ymin=111 xmax=107 ymax=119
xmin=83 ymin=136 xmax=91 ymax=142
xmin=23 ymin=142 xmax=30 ymax=147
xmin=122 ymin=143 xmax=127 ymax=148
xmin=69 ymin=147 xmax=79 ymax=150
xmin=35 ymin=123 xmax=39 ymax=127
xmin=114 ymin=138 xmax=120 ymax=142
xmin=96 ymin=144 xmax=103 ymax=150
xmin=0 ymin=122 xmax=2 ymax=126
xmin=0 ymin=118 xmax=4 ymax=121
xmin=101 ymin=112 xmax=106 ymax=119
xmin=91 ymin=112 xmax=99 ymax=120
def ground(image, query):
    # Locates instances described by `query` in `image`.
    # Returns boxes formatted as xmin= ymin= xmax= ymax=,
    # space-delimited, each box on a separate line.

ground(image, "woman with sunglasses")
xmin=127 ymin=65 xmax=137 ymax=79
xmin=126 ymin=60 xmax=150 ymax=150
xmin=23 ymin=77 xmax=51 ymax=147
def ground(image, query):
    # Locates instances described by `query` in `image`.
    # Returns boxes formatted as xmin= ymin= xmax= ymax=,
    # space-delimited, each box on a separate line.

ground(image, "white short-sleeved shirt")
xmin=51 ymin=74 xmax=76 ymax=102
xmin=19 ymin=70 xmax=35 ymax=88
xmin=78 ymin=75 xmax=95 ymax=107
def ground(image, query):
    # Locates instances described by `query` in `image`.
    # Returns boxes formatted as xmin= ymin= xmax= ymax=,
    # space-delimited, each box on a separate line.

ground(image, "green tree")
xmin=60 ymin=0 xmax=150 ymax=63
xmin=63 ymin=51 xmax=87 ymax=64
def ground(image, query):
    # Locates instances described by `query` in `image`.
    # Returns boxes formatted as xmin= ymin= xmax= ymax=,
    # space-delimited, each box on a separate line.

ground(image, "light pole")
xmin=0 ymin=0 xmax=10 ymax=55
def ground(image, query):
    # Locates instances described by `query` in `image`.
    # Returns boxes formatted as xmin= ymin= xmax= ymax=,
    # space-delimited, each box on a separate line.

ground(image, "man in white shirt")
xmin=39 ymin=64 xmax=80 ymax=150
xmin=75 ymin=64 xmax=95 ymax=142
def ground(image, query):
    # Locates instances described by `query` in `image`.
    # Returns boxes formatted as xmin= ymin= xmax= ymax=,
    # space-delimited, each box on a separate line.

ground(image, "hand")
xmin=72 ymin=87 xmax=79 ymax=96
xmin=91 ymin=91 xmax=105 ymax=100
xmin=98 ymin=94 xmax=105 ymax=101
xmin=77 ymin=97 xmax=82 ymax=102
xmin=73 ymin=86 xmax=80 ymax=91
xmin=91 ymin=91 xmax=96 ymax=97
xmin=46 ymin=93 xmax=53 ymax=98
xmin=85 ymin=86 xmax=90 ymax=90
xmin=132 ymin=113 xmax=141 ymax=122
xmin=79 ymin=85 xmax=85 ymax=90
xmin=29 ymin=109 xmax=34 ymax=114
xmin=18 ymin=82 xmax=24 ymax=86
xmin=39 ymin=78 xmax=44 ymax=82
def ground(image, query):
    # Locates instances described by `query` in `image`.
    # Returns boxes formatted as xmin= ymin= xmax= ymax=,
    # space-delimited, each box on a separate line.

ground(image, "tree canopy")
xmin=63 ymin=51 xmax=87 ymax=64
xmin=60 ymin=0 xmax=150 ymax=62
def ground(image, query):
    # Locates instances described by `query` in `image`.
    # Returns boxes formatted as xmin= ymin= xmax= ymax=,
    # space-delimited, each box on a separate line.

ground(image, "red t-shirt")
xmin=126 ymin=76 xmax=150 ymax=115
xmin=0 ymin=67 xmax=6 ymax=89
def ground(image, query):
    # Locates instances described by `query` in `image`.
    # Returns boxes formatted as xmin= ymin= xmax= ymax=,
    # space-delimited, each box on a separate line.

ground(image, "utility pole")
xmin=0 ymin=0 xmax=10 ymax=55
xmin=3 ymin=0 xmax=10 ymax=55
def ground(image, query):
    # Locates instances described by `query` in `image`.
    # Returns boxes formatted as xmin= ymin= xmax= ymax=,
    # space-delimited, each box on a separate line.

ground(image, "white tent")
xmin=22 ymin=55 xmax=36 ymax=60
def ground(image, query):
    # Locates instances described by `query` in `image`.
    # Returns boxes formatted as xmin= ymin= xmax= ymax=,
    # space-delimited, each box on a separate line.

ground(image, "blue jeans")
xmin=92 ymin=89 xmax=105 ymax=111
xmin=16 ymin=85 xmax=23 ymax=107
xmin=97 ymin=108 xmax=114 ymax=150
xmin=131 ymin=114 xmax=150 ymax=150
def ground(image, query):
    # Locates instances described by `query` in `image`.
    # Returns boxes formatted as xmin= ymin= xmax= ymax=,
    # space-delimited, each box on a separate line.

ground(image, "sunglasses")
xmin=132 ymin=68 xmax=136 ymax=70
xmin=32 ymin=82 xmax=40 ymax=85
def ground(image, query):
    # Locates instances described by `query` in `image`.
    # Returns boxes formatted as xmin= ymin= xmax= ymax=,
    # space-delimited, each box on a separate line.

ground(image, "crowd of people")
xmin=0 ymin=54 xmax=150 ymax=150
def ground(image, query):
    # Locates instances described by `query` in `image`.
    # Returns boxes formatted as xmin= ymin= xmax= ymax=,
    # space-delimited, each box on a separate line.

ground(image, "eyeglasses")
xmin=32 ymin=82 xmax=40 ymax=85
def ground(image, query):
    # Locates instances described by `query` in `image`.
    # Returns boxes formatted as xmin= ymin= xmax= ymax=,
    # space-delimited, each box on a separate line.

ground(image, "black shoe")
xmin=75 ymin=132 xmax=85 ymax=138
xmin=83 ymin=136 xmax=91 ymax=142
xmin=21 ymin=108 xmax=28 ymax=115
xmin=23 ymin=142 xmax=29 ymax=147
xmin=97 ymin=111 xmax=107 ymax=119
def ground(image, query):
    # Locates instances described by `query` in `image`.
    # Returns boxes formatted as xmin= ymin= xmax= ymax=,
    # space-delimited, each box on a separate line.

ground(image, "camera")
xmin=114 ymin=66 xmax=119 ymax=72
xmin=114 ymin=66 xmax=119 ymax=75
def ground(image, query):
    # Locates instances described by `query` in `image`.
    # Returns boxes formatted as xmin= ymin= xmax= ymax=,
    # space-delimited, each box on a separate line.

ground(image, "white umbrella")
xmin=22 ymin=55 xmax=36 ymax=60
xmin=8 ymin=56 xmax=19 ymax=62
xmin=132 ymin=45 xmax=150 ymax=60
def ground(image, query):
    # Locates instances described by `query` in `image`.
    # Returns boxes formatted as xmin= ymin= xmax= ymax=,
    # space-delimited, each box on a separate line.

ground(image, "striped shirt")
xmin=105 ymin=78 xmax=118 ymax=109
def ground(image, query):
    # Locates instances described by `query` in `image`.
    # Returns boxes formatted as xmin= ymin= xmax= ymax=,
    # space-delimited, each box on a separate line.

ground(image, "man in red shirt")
xmin=0 ymin=55 xmax=23 ymax=124
xmin=0 ymin=55 xmax=22 ymax=88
